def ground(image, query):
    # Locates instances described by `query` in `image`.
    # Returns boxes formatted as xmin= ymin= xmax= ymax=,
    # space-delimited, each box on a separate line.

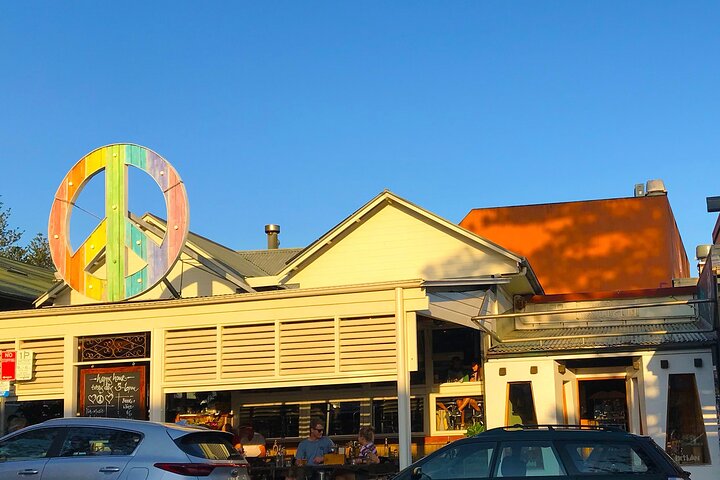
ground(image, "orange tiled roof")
xmin=460 ymin=195 xmax=690 ymax=295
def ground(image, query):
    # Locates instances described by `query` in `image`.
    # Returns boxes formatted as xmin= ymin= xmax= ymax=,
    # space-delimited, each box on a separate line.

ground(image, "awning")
xmin=425 ymin=288 xmax=493 ymax=330
xmin=488 ymin=321 xmax=717 ymax=355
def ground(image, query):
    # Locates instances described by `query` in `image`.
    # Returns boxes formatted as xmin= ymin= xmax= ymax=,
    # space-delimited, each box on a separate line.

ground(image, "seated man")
xmin=237 ymin=425 xmax=267 ymax=458
xmin=287 ymin=419 xmax=335 ymax=480
xmin=295 ymin=418 xmax=335 ymax=465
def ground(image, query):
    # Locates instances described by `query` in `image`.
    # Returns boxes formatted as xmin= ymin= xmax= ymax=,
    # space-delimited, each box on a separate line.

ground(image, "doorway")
xmin=578 ymin=378 xmax=628 ymax=430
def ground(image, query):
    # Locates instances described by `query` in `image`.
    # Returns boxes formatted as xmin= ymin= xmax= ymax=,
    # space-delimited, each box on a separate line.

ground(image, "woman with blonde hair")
xmin=357 ymin=426 xmax=379 ymax=464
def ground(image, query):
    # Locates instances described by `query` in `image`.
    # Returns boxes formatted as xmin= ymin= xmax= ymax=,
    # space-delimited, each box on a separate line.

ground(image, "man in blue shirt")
xmin=295 ymin=418 xmax=335 ymax=465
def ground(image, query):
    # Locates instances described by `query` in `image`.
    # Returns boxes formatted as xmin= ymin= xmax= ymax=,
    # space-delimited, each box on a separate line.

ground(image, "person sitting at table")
xmin=455 ymin=359 xmax=482 ymax=427
xmin=357 ymin=426 xmax=379 ymax=464
xmin=237 ymin=425 xmax=267 ymax=458
xmin=446 ymin=356 xmax=467 ymax=382
xmin=334 ymin=426 xmax=380 ymax=480
xmin=221 ymin=424 xmax=243 ymax=452
xmin=295 ymin=418 xmax=335 ymax=465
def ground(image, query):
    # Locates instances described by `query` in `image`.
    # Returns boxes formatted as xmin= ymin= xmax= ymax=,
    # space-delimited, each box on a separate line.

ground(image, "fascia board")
xmin=246 ymin=275 xmax=284 ymax=288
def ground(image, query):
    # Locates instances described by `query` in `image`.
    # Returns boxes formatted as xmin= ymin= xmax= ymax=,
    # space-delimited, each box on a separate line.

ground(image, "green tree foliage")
xmin=23 ymin=232 xmax=55 ymax=269
xmin=0 ymin=199 xmax=23 ymax=252
xmin=0 ymin=198 xmax=55 ymax=270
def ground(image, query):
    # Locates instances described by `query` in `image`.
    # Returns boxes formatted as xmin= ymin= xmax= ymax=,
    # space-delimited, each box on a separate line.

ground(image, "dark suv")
xmin=395 ymin=425 xmax=689 ymax=480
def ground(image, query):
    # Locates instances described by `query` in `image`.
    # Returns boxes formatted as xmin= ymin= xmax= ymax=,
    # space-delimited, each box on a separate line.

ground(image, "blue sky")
xmin=1 ymin=2 xmax=719 ymax=264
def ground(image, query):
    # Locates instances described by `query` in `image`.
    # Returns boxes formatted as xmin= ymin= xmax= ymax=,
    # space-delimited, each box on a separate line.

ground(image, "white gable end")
xmin=286 ymin=202 xmax=519 ymax=289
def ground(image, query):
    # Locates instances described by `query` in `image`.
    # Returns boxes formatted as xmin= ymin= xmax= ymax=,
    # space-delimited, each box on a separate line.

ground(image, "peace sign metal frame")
xmin=49 ymin=144 xmax=190 ymax=301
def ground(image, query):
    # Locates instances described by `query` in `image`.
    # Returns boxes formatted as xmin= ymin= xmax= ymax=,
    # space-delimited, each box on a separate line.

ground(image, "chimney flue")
xmin=265 ymin=224 xmax=280 ymax=249
xmin=645 ymin=179 xmax=667 ymax=196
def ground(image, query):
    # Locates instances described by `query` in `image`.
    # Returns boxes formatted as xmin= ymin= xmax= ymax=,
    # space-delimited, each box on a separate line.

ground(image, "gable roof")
xmin=0 ymin=256 xmax=57 ymax=303
xmin=276 ymin=190 xmax=543 ymax=293
xmin=460 ymin=194 xmax=690 ymax=295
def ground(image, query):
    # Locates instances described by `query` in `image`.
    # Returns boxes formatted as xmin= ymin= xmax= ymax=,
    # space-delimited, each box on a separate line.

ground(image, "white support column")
xmin=149 ymin=328 xmax=165 ymax=422
xmin=395 ymin=288 xmax=412 ymax=468
xmin=63 ymin=335 xmax=77 ymax=417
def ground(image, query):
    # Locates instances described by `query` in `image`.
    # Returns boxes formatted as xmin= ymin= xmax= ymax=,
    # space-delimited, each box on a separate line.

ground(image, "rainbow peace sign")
xmin=49 ymin=144 xmax=189 ymax=301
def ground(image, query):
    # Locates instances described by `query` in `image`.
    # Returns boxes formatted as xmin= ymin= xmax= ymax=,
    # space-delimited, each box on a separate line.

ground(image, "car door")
xmin=0 ymin=427 xmax=61 ymax=479
xmin=412 ymin=440 xmax=497 ymax=480
xmin=41 ymin=426 xmax=141 ymax=480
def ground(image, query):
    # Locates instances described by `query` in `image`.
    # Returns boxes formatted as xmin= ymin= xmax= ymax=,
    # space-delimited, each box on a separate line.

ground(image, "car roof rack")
xmin=484 ymin=424 xmax=626 ymax=433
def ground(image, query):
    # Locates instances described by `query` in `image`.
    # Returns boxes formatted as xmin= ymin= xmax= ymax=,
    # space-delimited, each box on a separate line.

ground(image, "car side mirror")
xmin=411 ymin=467 xmax=423 ymax=480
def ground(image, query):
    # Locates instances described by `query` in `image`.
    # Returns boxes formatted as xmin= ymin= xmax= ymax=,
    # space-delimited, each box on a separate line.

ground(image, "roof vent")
xmin=696 ymin=244 xmax=712 ymax=260
xmin=645 ymin=179 xmax=667 ymax=196
xmin=696 ymin=244 xmax=712 ymax=275
xmin=265 ymin=224 xmax=280 ymax=250
xmin=633 ymin=183 xmax=646 ymax=197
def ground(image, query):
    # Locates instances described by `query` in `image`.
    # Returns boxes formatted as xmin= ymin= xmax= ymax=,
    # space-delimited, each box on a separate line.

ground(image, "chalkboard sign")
xmin=79 ymin=366 xmax=147 ymax=420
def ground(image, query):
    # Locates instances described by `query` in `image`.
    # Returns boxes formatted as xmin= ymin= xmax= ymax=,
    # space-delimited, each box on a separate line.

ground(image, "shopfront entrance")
xmin=577 ymin=378 xmax=628 ymax=430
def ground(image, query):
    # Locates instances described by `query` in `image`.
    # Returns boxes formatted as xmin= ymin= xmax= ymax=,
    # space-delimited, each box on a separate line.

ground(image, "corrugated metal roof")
xmin=184 ymin=231 xmax=269 ymax=277
xmin=489 ymin=322 xmax=717 ymax=354
xmin=142 ymin=213 xmax=271 ymax=278
xmin=0 ymin=256 xmax=57 ymax=302
xmin=236 ymin=249 xmax=304 ymax=276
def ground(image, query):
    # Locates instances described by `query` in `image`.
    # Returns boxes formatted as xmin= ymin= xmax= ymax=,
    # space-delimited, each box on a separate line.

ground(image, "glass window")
xmin=411 ymin=330 xmax=426 ymax=385
xmin=329 ymin=402 xmax=360 ymax=436
xmin=59 ymin=427 xmax=142 ymax=456
xmin=560 ymin=441 xmax=659 ymax=474
xmin=495 ymin=442 xmax=565 ymax=477
xmin=665 ymin=374 xmax=710 ymax=465
xmin=308 ymin=401 xmax=361 ymax=435
xmin=436 ymin=396 xmax=483 ymax=431
xmin=578 ymin=380 xmax=628 ymax=430
xmin=373 ymin=398 xmax=424 ymax=434
xmin=0 ymin=428 xmax=59 ymax=461
xmin=236 ymin=404 xmax=300 ymax=438
xmin=432 ymin=328 xmax=481 ymax=384
xmin=373 ymin=399 xmax=398 ymax=434
xmin=506 ymin=382 xmax=538 ymax=426
xmin=420 ymin=441 xmax=495 ymax=479
xmin=3 ymin=400 xmax=64 ymax=435
xmin=165 ymin=391 xmax=231 ymax=424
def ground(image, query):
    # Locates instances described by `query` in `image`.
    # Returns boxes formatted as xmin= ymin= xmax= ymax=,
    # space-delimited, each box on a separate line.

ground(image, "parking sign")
xmin=1 ymin=351 xmax=16 ymax=380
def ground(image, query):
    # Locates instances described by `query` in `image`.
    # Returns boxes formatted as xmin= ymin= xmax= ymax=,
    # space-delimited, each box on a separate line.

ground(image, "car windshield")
xmin=176 ymin=432 xmax=238 ymax=460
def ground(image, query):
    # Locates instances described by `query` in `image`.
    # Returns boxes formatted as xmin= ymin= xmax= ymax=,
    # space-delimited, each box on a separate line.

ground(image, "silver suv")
xmin=0 ymin=417 xmax=249 ymax=480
